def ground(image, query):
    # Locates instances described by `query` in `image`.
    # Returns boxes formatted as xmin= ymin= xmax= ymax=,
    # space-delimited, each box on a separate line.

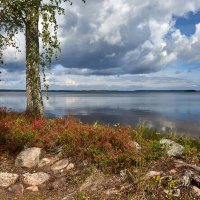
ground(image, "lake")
xmin=0 ymin=91 xmax=200 ymax=136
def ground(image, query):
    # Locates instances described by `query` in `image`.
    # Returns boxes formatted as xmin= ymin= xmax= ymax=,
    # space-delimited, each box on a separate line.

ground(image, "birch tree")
xmin=0 ymin=0 xmax=85 ymax=116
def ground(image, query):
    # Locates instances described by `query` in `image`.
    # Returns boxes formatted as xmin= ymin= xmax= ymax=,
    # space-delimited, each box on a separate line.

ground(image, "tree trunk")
xmin=25 ymin=2 xmax=44 ymax=116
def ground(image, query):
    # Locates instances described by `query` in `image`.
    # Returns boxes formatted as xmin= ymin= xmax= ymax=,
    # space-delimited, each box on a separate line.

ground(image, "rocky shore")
xmin=0 ymin=140 xmax=200 ymax=200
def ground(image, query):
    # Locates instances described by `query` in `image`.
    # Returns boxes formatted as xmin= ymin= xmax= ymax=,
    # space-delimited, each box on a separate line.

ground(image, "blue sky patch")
xmin=174 ymin=11 xmax=200 ymax=37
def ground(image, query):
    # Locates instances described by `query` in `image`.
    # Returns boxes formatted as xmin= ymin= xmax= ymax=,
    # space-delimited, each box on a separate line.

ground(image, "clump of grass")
xmin=146 ymin=140 xmax=165 ymax=160
xmin=133 ymin=123 xmax=163 ymax=141
xmin=175 ymin=136 xmax=200 ymax=157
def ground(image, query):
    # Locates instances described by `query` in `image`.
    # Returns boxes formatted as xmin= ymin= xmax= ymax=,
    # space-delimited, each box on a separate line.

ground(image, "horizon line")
xmin=0 ymin=89 xmax=199 ymax=92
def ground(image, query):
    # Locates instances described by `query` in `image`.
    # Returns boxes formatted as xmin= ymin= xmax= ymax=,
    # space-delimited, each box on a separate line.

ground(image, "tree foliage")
xmin=0 ymin=0 xmax=85 ymax=89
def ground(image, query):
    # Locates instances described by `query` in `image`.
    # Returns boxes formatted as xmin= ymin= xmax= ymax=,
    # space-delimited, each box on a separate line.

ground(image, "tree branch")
xmin=0 ymin=0 xmax=26 ymax=26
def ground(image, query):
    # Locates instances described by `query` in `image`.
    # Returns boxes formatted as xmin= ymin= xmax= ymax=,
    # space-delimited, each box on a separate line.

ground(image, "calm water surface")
xmin=0 ymin=92 xmax=200 ymax=136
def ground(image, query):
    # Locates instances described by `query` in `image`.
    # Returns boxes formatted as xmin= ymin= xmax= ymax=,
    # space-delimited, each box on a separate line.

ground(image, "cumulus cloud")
xmin=54 ymin=0 xmax=200 ymax=75
xmin=1 ymin=0 xmax=200 ymax=89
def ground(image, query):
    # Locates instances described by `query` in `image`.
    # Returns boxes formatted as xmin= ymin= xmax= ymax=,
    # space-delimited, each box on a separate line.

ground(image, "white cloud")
xmin=55 ymin=0 xmax=200 ymax=75
xmin=1 ymin=0 xmax=200 ymax=90
xmin=2 ymin=32 xmax=25 ymax=64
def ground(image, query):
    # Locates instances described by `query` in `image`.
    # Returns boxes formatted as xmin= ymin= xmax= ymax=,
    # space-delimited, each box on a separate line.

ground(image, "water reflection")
xmin=0 ymin=92 xmax=200 ymax=136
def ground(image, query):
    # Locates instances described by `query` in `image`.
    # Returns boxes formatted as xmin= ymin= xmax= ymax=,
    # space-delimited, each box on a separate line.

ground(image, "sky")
xmin=0 ymin=0 xmax=200 ymax=90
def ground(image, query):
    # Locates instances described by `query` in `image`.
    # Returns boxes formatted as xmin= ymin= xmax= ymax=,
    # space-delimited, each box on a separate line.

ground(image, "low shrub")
xmin=0 ymin=107 xmax=199 ymax=172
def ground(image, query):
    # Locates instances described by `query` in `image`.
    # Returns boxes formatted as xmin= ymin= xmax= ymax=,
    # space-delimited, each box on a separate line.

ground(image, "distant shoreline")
xmin=0 ymin=89 xmax=199 ymax=93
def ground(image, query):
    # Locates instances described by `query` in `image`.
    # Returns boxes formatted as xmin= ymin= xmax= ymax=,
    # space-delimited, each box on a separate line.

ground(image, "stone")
xmin=169 ymin=169 xmax=177 ymax=174
xmin=144 ymin=171 xmax=162 ymax=180
xmin=61 ymin=196 xmax=75 ymax=200
xmin=192 ymin=186 xmax=200 ymax=196
xmin=38 ymin=156 xmax=60 ymax=168
xmin=50 ymin=156 xmax=62 ymax=164
xmin=0 ymin=172 xmax=19 ymax=187
xmin=133 ymin=141 xmax=141 ymax=150
xmin=66 ymin=163 xmax=74 ymax=170
xmin=51 ymin=159 xmax=69 ymax=171
xmin=120 ymin=170 xmax=128 ymax=181
xmin=38 ymin=158 xmax=51 ymax=168
xmin=26 ymin=186 xmax=39 ymax=192
xmin=15 ymin=147 xmax=41 ymax=168
xmin=23 ymin=172 xmax=50 ymax=186
xmin=160 ymin=139 xmax=184 ymax=157
xmin=181 ymin=170 xmax=194 ymax=187
xmin=8 ymin=184 xmax=24 ymax=196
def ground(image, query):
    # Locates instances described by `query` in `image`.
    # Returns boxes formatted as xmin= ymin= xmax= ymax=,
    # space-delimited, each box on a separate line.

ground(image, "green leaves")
xmin=0 ymin=0 xmax=86 ymax=90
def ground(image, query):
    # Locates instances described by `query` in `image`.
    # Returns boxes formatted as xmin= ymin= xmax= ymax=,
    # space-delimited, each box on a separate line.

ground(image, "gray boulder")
xmin=160 ymin=139 xmax=184 ymax=157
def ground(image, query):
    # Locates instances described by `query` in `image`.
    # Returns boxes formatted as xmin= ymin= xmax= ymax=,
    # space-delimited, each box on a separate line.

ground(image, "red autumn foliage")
xmin=0 ymin=108 xmax=145 ymax=171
